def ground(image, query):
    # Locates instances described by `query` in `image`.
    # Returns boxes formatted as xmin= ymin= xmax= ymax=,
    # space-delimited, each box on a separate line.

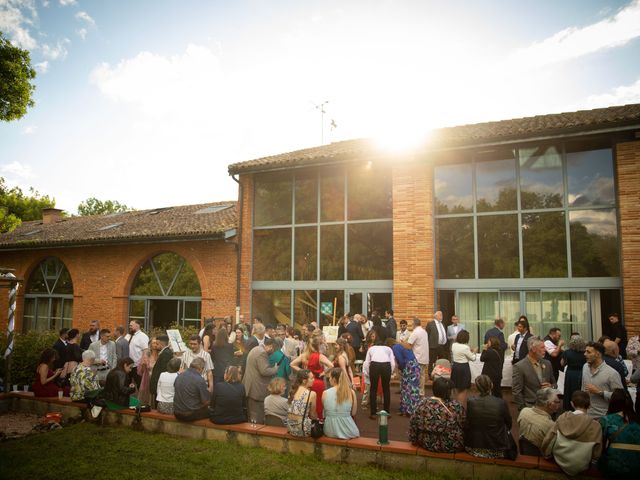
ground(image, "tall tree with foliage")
xmin=0 ymin=177 xmax=56 ymax=233
xmin=0 ymin=31 xmax=36 ymax=121
xmin=77 ymin=197 xmax=133 ymax=216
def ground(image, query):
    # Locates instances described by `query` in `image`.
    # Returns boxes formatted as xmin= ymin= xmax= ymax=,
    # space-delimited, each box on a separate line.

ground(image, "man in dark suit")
xmin=52 ymin=328 xmax=69 ymax=369
xmin=511 ymin=319 xmax=533 ymax=365
xmin=426 ymin=311 xmax=448 ymax=372
xmin=80 ymin=320 xmax=101 ymax=350
xmin=384 ymin=309 xmax=397 ymax=340
xmin=484 ymin=318 xmax=508 ymax=356
xmin=512 ymin=337 xmax=556 ymax=410
xmin=346 ymin=314 xmax=365 ymax=360
xmin=150 ymin=335 xmax=173 ymax=398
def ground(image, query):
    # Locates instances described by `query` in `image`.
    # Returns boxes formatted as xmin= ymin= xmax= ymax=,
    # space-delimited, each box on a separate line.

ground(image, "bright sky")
xmin=1 ymin=0 xmax=639 ymax=213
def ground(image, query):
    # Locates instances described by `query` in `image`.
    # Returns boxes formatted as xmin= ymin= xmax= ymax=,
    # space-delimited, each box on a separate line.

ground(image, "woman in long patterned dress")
xmin=409 ymin=377 xmax=466 ymax=453
xmin=136 ymin=336 xmax=159 ymax=405
xmin=291 ymin=336 xmax=333 ymax=419
xmin=390 ymin=339 xmax=421 ymax=416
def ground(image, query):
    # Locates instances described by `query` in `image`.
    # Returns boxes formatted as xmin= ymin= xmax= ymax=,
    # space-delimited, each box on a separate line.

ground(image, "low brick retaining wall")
xmin=3 ymin=392 xmax=600 ymax=479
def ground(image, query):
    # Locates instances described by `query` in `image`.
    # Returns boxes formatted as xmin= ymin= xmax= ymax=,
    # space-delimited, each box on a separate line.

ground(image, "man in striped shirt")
xmin=180 ymin=335 xmax=214 ymax=393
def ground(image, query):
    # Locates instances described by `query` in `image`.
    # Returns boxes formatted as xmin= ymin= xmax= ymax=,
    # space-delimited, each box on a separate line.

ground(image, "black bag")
xmin=504 ymin=431 xmax=519 ymax=460
xmin=310 ymin=419 xmax=324 ymax=438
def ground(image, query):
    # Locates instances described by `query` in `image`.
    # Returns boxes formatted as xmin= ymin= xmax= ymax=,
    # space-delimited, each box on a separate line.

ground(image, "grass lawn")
xmin=0 ymin=423 xmax=444 ymax=480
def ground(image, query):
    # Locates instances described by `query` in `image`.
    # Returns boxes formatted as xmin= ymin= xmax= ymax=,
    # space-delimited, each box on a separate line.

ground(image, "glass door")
xmin=346 ymin=290 xmax=392 ymax=318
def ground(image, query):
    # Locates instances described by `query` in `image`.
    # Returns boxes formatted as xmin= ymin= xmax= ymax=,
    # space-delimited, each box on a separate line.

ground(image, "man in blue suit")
xmin=447 ymin=315 xmax=465 ymax=343
xmin=484 ymin=318 xmax=508 ymax=356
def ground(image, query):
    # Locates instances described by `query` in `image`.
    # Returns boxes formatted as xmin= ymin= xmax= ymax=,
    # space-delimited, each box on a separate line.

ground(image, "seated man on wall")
xmin=517 ymin=387 xmax=561 ymax=455
xmin=173 ymin=357 xmax=210 ymax=422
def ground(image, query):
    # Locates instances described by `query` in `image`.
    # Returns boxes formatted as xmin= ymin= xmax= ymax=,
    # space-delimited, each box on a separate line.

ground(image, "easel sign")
xmin=166 ymin=329 xmax=186 ymax=352
xmin=323 ymin=325 xmax=339 ymax=344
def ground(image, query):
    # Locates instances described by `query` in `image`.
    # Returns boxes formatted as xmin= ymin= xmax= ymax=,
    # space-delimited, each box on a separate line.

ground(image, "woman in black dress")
xmin=480 ymin=336 xmax=504 ymax=398
xmin=211 ymin=327 xmax=234 ymax=384
xmin=561 ymin=334 xmax=587 ymax=411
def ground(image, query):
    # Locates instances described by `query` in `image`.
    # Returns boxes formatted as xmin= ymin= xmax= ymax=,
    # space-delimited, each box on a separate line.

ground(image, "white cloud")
xmin=41 ymin=38 xmax=69 ymax=60
xmin=0 ymin=0 xmax=39 ymax=49
xmin=41 ymin=0 xmax=49 ymax=6
xmin=76 ymin=27 xmax=87 ymax=40
xmin=34 ymin=60 xmax=48 ymax=72
xmin=0 ymin=161 xmax=34 ymax=179
xmin=75 ymin=11 xmax=95 ymax=26
xmin=508 ymin=0 xmax=640 ymax=70
xmin=22 ymin=125 xmax=37 ymax=134
xmin=58 ymin=0 xmax=75 ymax=6
xmin=581 ymin=78 xmax=640 ymax=109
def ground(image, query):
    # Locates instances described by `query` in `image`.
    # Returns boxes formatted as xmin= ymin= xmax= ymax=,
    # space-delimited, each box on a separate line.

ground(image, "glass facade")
xmin=435 ymin=138 xmax=621 ymax=348
xmin=24 ymin=257 xmax=73 ymax=332
xmin=251 ymin=163 xmax=393 ymax=325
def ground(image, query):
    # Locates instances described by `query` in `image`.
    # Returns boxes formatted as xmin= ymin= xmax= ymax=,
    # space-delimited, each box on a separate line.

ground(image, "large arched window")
xmin=129 ymin=252 xmax=202 ymax=330
xmin=24 ymin=257 xmax=74 ymax=332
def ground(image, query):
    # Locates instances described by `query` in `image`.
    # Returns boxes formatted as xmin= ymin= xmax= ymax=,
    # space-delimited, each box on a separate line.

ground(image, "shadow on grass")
xmin=0 ymin=423 xmax=448 ymax=480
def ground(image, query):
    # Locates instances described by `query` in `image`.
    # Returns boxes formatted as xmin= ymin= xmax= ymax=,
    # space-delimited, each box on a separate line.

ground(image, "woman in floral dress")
xmin=287 ymin=369 xmax=317 ymax=437
xmin=390 ymin=339 xmax=421 ymax=416
xmin=409 ymin=377 xmax=465 ymax=453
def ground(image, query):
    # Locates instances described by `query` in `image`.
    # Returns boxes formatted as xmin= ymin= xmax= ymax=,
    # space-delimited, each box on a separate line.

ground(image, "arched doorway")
xmin=128 ymin=252 xmax=202 ymax=331
xmin=23 ymin=257 xmax=74 ymax=331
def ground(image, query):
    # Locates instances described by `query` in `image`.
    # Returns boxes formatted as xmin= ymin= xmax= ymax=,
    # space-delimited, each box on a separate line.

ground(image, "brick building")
xmin=229 ymin=103 xmax=640 ymax=347
xmin=0 ymin=202 xmax=237 ymax=333
xmin=1 ymin=103 xmax=639 ymax=347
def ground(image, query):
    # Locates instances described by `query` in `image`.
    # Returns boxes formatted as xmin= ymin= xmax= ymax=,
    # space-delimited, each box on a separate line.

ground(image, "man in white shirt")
xmin=88 ymin=329 xmax=117 ymax=384
xmin=128 ymin=319 xmax=150 ymax=387
xmin=396 ymin=319 xmax=410 ymax=343
xmin=180 ymin=334 xmax=215 ymax=393
xmin=401 ymin=317 xmax=429 ymax=396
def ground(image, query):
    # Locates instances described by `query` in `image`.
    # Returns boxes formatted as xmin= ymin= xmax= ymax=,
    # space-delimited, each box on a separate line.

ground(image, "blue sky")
xmin=1 ymin=0 xmax=639 ymax=212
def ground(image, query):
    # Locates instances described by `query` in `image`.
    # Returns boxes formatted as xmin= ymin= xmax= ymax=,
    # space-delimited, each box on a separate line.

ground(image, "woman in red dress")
xmin=291 ymin=335 xmax=333 ymax=419
xmin=32 ymin=348 xmax=69 ymax=397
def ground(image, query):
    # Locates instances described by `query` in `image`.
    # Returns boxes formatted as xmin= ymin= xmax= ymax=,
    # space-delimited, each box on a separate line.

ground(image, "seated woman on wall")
xmin=464 ymin=375 xmax=513 ymax=459
xmin=69 ymin=350 xmax=102 ymax=403
xmin=32 ymin=348 xmax=69 ymax=397
xmin=210 ymin=366 xmax=247 ymax=425
xmin=409 ymin=377 xmax=466 ymax=453
xmin=322 ymin=368 xmax=360 ymax=439
xmin=598 ymin=388 xmax=640 ymax=475
xmin=287 ymin=369 xmax=317 ymax=438
xmin=103 ymin=357 xmax=136 ymax=409
xmin=264 ymin=377 xmax=289 ymax=425
xmin=156 ymin=357 xmax=182 ymax=415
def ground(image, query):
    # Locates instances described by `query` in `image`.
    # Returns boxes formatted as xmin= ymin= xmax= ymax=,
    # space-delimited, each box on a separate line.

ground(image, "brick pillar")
xmin=617 ymin=140 xmax=640 ymax=337
xmin=238 ymin=174 xmax=254 ymax=321
xmin=392 ymin=161 xmax=434 ymax=322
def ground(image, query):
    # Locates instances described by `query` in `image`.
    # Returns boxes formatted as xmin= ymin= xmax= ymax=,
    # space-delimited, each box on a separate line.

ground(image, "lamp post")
xmin=377 ymin=410 xmax=390 ymax=445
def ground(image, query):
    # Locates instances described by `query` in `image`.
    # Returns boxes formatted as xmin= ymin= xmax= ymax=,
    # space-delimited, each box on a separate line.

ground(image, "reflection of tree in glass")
xmin=347 ymin=222 xmax=392 ymax=280
xmin=476 ymin=188 xmax=518 ymax=213
xmin=130 ymin=253 xmax=201 ymax=296
xmin=254 ymin=174 xmax=292 ymax=226
xmin=522 ymin=212 xmax=567 ymax=277
xmin=477 ymin=215 xmax=519 ymax=278
xmin=294 ymin=227 xmax=317 ymax=280
xmin=520 ymin=191 xmax=563 ymax=210
xmin=436 ymin=200 xmax=473 ymax=215
xmin=347 ymin=166 xmax=392 ymax=220
xmin=570 ymin=221 xmax=619 ymax=277
xmin=253 ymin=228 xmax=291 ymax=280
xmin=320 ymin=225 xmax=343 ymax=280
xmin=436 ymin=217 xmax=474 ymax=279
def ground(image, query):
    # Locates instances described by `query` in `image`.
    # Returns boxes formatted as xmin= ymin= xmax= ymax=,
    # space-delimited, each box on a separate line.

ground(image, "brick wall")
xmin=617 ymin=140 xmax=640 ymax=337
xmin=392 ymin=161 xmax=435 ymax=322
xmin=238 ymin=174 xmax=254 ymax=321
xmin=0 ymin=239 xmax=237 ymax=333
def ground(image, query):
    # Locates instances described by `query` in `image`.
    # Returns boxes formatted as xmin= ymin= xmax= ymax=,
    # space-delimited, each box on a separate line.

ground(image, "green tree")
xmin=77 ymin=197 xmax=132 ymax=216
xmin=0 ymin=177 xmax=56 ymax=233
xmin=0 ymin=31 xmax=36 ymax=121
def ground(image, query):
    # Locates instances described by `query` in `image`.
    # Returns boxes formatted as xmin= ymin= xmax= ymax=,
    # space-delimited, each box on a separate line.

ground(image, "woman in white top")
xmin=450 ymin=330 xmax=477 ymax=406
xmin=363 ymin=338 xmax=396 ymax=419
xmin=156 ymin=357 xmax=181 ymax=415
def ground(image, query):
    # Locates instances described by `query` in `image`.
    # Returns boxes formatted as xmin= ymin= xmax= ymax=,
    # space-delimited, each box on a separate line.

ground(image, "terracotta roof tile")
xmin=0 ymin=201 xmax=237 ymax=249
xmin=228 ymin=103 xmax=640 ymax=174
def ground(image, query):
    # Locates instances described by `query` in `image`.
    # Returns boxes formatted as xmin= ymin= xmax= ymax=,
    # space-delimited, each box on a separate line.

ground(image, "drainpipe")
xmin=231 ymin=174 xmax=243 ymax=328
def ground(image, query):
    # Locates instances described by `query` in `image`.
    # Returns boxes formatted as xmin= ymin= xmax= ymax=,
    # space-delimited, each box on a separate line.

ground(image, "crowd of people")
xmin=30 ymin=310 xmax=640 ymax=475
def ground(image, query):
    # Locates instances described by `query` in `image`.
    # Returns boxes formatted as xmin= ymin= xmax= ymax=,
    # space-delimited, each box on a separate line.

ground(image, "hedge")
xmin=0 ymin=323 xmax=201 ymax=390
